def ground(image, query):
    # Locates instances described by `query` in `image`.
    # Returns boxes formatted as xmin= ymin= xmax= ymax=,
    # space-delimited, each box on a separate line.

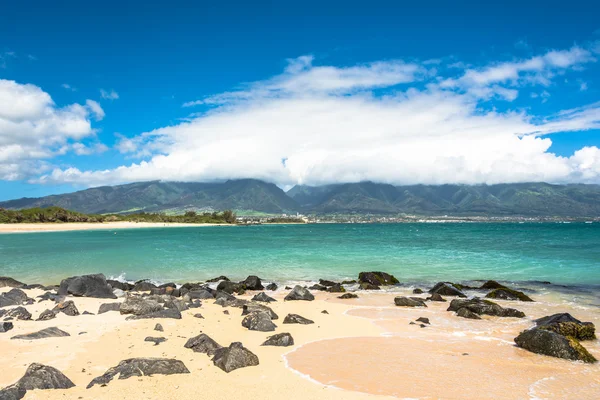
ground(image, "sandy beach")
xmin=1 ymin=281 xmax=599 ymax=400
xmin=0 ymin=222 xmax=231 ymax=234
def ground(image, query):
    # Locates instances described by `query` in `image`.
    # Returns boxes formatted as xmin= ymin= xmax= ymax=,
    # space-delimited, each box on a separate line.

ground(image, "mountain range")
xmin=1 ymin=179 xmax=600 ymax=217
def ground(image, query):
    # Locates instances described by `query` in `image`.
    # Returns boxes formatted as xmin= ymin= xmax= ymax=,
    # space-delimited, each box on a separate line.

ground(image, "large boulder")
xmin=535 ymin=313 xmax=596 ymax=341
xmin=0 ymin=277 xmax=25 ymax=288
xmin=59 ymin=274 xmax=116 ymax=299
xmin=485 ymin=288 xmax=534 ymax=302
xmin=52 ymin=300 xmax=80 ymax=316
xmin=428 ymin=282 xmax=467 ymax=298
xmin=262 ymin=333 xmax=294 ymax=347
xmin=0 ymin=363 xmax=74 ymax=400
xmin=87 ymin=358 xmax=190 ymax=388
xmin=358 ymin=271 xmax=399 ymax=286
xmin=120 ymin=296 xmax=163 ymax=316
xmin=184 ymin=333 xmax=222 ymax=355
xmin=241 ymin=311 xmax=277 ymax=332
xmin=240 ymin=276 xmax=264 ymax=291
xmin=284 ymin=285 xmax=315 ymax=301
xmin=212 ymin=342 xmax=259 ymax=373
xmin=283 ymin=314 xmax=314 ymax=324
xmin=447 ymin=298 xmax=525 ymax=318
xmin=514 ymin=328 xmax=597 ymax=363
xmin=11 ymin=327 xmax=70 ymax=340
xmin=394 ymin=297 xmax=427 ymax=307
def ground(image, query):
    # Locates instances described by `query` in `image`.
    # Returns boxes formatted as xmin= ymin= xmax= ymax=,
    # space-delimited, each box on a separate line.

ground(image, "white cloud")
xmin=13 ymin=43 xmax=600 ymax=188
xmin=100 ymin=89 xmax=119 ymax=100
xmin=85 ymin=100 xmax=105 ymax=121
xmin=61 ymin=83 xmax=77 ymax=91
xmin=0 ymin=79 xmax=102 ymax=180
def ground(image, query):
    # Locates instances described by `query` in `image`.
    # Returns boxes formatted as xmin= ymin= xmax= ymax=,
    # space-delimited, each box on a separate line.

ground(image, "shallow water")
xmin=1 ymin=223 xmax=600 ymax=285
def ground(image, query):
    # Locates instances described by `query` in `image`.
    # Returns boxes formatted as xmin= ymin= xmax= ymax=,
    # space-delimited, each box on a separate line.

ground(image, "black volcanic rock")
xmin=217 ymin=281 xmax=246 ymax=294
xmin=0 ymin=363 xmax=75 ymax=400
xmin=36 ymin=309 xmax=56 ymax=321
xmin=212 ymin=342 xmax=259 ymax=373
xmin=265 ymin=283 xmax=278 ymax=291
xmin=240 ymin=275 xmax=264 ymax=291
xmin=358 ymin=271 xmax=399 ymax=286
xmin=251 ymin=292 xmax=276 ymax=303
xmin=6 ymin=307 xmax=31 ymax=321
xmin=98 ymin=302 xmax=122 ymax=314
xmin=447 ymin=298 xmax=525 ymax=318
xmin=52 ymin=300 xmax=79 ymax=316
xmin=0 ymin=277 xmax=25 ymax=288
xmin=87 ymin=358 xmax=190 ymax=388
xmin=283 ymin=314 xmax=314 ymax=324
xmin=394 ymin=297 xmax=427 ymax=307
xmin=284 ymin=285 xmax=315 ymax=301
xmin=59 ymin=274 xmax=116 ymax=299
xmin=428 ymin=282 xmax=467 ymax=298
xmin=262 ymin=333 xmax=294 ymax=347
xmin=535 ymin=313 xmax=596 ymax=341
xmin=338 ymin=293 xmax=358 ymax=299
xmin=184 ymin=333 xmax=222 ymax=355
xmin=11 ymin=327 xmax=70 ymax=340
xmin=241 ymin=311 xmax=277 ymax=331
xmin=0 ymin=322 xmax=14 ymax=333
xmin=242 ymin=303 xmax=278 ymax=320
xmin=514 ymin=328 xmax=596 ymax=363
xmin=485 ymin=288 xmax=534 ymax=302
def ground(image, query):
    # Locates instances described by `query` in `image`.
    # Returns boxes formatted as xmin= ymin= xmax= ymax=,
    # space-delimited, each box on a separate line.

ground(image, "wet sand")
xmin=0 ymin=286 xmax=599 ymax=399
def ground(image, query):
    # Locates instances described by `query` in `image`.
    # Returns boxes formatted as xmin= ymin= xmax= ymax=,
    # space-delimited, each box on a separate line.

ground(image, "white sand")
xmin=0 ymin=287 xmax=598 ymax=399
xmin=0 ymin=222 xmax=232 ymax=234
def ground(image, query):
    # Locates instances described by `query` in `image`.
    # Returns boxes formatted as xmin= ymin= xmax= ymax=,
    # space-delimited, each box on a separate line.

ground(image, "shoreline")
xmin=1 ymin=278 xmax=598 ymax=399
xmin=0 ymin=221 xmax=234 ymax=234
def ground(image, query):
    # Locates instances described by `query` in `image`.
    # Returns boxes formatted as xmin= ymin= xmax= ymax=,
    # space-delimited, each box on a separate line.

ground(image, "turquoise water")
xmin=0 ymin=223 xmax=599 ymax=286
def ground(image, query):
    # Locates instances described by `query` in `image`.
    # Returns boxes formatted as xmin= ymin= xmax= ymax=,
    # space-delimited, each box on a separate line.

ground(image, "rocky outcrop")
xmin=0 ymin=363 xmax=75 ymax=400
xmin=11 ymin=327 xmax=70 ymax=340
xmin=98 ymin=302 xmax=122 ymax=314
xmin=535 ymin=313 xmax=596 ymax=341
xmin=0 ymin=277 xmax=25 ymax=288
xmin=447 ymin=298 xmax=525 ymax=318
xmin=358 ymin=271 xmax=399 ymax=286
xmin=184 ymin=333 xmax=222 ymax=355
xmin=514 ymin=328 xmax=597 ymax=363
xmin=428 ymin=282 xmax=467 ymax=298
xmin=86 ymin=358 xmax=190 ymax=388
xmin=262 ymin=333 xmax=294 ymax=347
xmin=284 ymin=285 xmax=315 ymax=301
xmin=485 ymin=288 xmax=534 ymax=302
xmin=212 ymin=342 xmax=259 ymax=373
xmin=241 ymin=311 xmax=277 ymax=331
xmin=240 ymin=276 xmax=264 ymax=291
xmin=58 ymin=274 xmax=116 ymax=299
xmin=251 ymin=292 xmax=276 ymax=303
xmin=52 ymin=300 xmax=79 ymax=316
xmin=338 ymin=293 xmax=358 ymax=299
xmin=283 ymin=314 xmax=314 ymax=324
xmin=394 ymin=297 xmax=427 ymax=307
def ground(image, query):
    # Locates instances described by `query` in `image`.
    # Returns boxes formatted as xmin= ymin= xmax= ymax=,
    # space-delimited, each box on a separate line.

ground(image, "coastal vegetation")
xmin=0 ymin=207 xmax=237 ymax=224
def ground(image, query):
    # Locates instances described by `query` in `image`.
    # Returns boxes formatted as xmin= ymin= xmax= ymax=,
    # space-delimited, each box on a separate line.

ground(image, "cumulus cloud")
xmin=100 ymin=89 xmax=119 ymax=100
xmin=17 ymin=43 xmax=600 ymax=188
xmin=0 ymin=79 xmax=102 ymax=180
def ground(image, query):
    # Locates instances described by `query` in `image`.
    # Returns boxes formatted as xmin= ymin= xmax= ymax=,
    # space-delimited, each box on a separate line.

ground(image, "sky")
xmin=1 ymin=0 xmax=599 ymax=201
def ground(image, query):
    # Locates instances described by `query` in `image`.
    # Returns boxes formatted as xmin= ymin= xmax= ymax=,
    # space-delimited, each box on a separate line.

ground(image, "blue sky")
xmin=0 ymin=0 xmax=599 ymax=200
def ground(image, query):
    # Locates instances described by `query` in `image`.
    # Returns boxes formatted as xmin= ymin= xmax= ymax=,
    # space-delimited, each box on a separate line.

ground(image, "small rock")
xmin=206 ymin=276 xmax=229 ymax=283
xmin=265 ymin=283 xmax=278 ymax=291
xmin=338 ymin=293 xmax=358 ymax=299
xmin=7 ymin=306 xmax=32 ymax=321
xmin=0 ymin=322 xmax=14 ymax=333
xmin=426 ymin=293 xmax=446 ymax=302
xmin=358 ymin=271 xmax=399 ymax=286
xmin=184 ymin=333 xmax=222 ymax=355
xmin=125 ymin=308 xmax=182 ymax=320
xmin=456 ymin=307 xmax=482 ymax=319
xmin=36 ymin=309 xmax=56 ymax=321
xmin=154 ymin=323 xmax=164 ymax=331
xmin=485 ymin=288 xmax=534 ymax=302
xmin=193 ymin=313 xmax=204 ymax=319
xmin=223 ymin=310 xmax=229 ymax=315
xmin=428 ymin=282 xmax=467 ymax=298
xmin=251 ymin=292 xmax=276 ymax=303
xmin=241 ymin=303 xmax=278 ymax=320
xmin=283 ymin=313 xmax=314 ymax=324
xmin=416 ymin=317 xmax=430 ymax=324
xmin=144 ymin=336 xmax=167 ymax=345
xmin=262 ymin=333 xmax=294 ymax=347
xmin=240 ymin=275 xmax=264 ymax=291
xmin=321 ymin=310 xmax=329 ymax=314
xmin=327 ymin=283 xmax=345 ymax=293
xmin=11 ymin=327 xmax=70 ymax=340
xmin=394 ymin=297 xmax=427 ymax=307
xmin=98 ymin=303 xmax=121 ymax=314
xmin=241 ymin=311 xmax=277 ymax=332
xmin=52 ymin=301 xmax=80 ymax=316
xmin=284 ymin=285 xmax=315 ymax=301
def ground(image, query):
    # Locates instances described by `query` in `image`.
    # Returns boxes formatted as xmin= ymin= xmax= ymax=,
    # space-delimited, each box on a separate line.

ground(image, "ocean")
xmin=1 ymin=223 xmax=599 ymax=288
